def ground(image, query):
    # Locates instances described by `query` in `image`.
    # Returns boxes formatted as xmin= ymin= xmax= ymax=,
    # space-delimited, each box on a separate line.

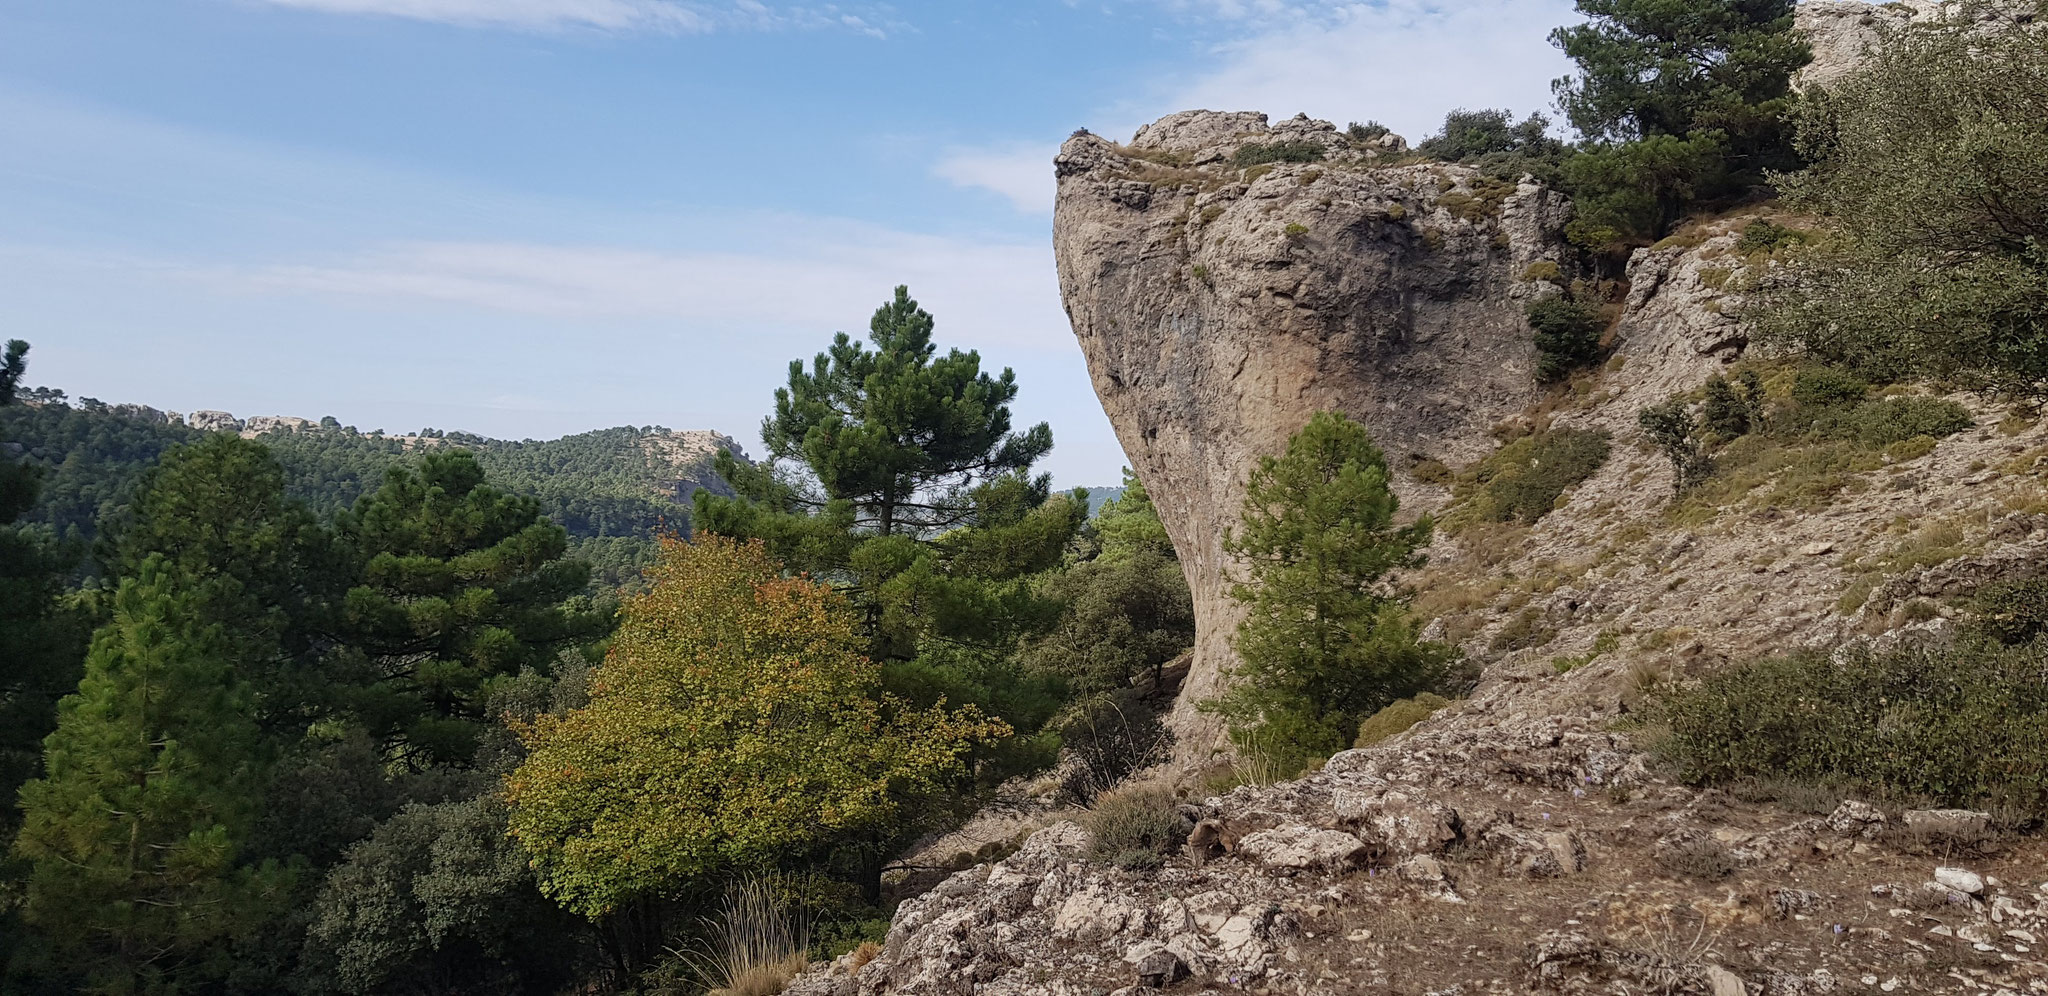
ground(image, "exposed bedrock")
xmin=1052 ymin=111 xmax=1573 ymax=757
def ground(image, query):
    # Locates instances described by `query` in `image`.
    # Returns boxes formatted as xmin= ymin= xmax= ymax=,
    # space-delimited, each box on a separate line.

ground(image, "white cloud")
xmin=244 ymin=0 xmax=889 ymax=34
xmin=194 ymin=223 xmax=1071 ymax=351
xmin=932 ymin=143 xmax=1060 ymax=214
xmin=943 ymin=1 xmax=1577 ymax=212
xmin=1159 ymin=0 xmax=1579 ymax=142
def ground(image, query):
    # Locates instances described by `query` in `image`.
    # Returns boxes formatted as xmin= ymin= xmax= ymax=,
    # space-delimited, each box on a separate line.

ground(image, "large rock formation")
xmin=1053 ymin=112 xmax=1573 ymax=757
xmin=1051 ymin=0 xmax=1998 ymax=759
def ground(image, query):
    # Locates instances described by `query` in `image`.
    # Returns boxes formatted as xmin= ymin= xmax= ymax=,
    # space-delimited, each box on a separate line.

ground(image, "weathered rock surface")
xmin=791 ymin=711 xmax=2048 ymax=994
xmin=1054 ymin=111 xmax=1572 ymax=755
xmin=1795 ymin=0 xmax=2035 ymax=90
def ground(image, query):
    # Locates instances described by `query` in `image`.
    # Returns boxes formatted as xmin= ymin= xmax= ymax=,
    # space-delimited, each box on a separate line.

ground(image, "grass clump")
xmin=1656 ymin=636 xmax=2048 ymax=817
xmin=1084 ymin=784 xmax=1189 ymax=869
xmin=1445 ymin=427 xmax=1611 ymax=529
xmin=1353 ymin=693 xmax=1451 ymax=748
xmin=684 ymin=877 xmax=812 ymax=996
xmin=1232 ymin=141 xmax=1325 ymax=167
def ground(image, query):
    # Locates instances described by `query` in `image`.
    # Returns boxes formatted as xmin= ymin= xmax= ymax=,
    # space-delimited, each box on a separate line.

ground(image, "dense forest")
xmin=0 ymin=401 xmax=742 ymax=592
xmin=0 ymin=284 xmax=1195 ymax=994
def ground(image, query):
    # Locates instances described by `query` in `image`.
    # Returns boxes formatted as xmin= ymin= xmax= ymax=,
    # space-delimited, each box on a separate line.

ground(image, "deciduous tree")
xmin=504 ymin=536 xmax=1006 ymax=924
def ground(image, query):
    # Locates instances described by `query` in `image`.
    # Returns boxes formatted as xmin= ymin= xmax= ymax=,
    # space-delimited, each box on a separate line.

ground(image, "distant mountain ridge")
xmin=2 ymin=388 xmax=749 ymax=589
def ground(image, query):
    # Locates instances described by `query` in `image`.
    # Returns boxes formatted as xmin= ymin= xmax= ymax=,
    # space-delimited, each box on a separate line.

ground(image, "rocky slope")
xmin=786 ymin=3 xmax=2048 ymax=991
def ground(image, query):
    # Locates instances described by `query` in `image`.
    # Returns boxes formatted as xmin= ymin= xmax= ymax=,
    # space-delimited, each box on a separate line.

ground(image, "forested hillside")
xmin=0 ymin=400 xmax=739 ymax=590
xmin=0 ymin=286 xmax=1196 ymax=995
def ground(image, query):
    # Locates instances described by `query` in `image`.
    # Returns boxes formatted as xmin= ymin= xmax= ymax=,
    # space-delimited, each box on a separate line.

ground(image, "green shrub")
xmin=1735 ymin=219 xmax=1805 ymax=254
xmin=1521 ymin=260 xmax=1563 ymax=284
xmin=1757 ymin=8 xmax=2048 ymax=405
xmin=1791 ymin=367 xmax=1870 ymax=409
xmin=1811 ymin=396 xmax=1973 ymax=446
xmin=1976 ymin=577 xmax=2048 ymax=645
xmin=1084 ymin=785 xmax=1188 ymax=864
xmin=1283 ymin=222 xmax=1309 ymax=238
xmin=1231 ymin=141 xmax=1325 ymax=167
xmin=1525 ymin=295 xmax=1606 ymax=381
xmin=1699 ymin=371 xmax=1765 ymax=439
xmin=1347 ymin=121 xmax=1390 ymax=143
xmin=1054 ymin=689 xmax=1176 ymax=803
xmin=1451 ymin=427 xmax=1611 ymax=526
xmin=1656 ymin=637 xmax=2048 ymax=816
xmin=1354 ymin=693 xmax=1451 ymax=748
xmin=1640 ymin=399 xmax=1713 ymax=496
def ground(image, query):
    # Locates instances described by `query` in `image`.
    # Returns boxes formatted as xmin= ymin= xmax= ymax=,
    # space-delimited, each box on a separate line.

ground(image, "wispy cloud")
xmin=939 ymin=1 xmax=1576 ymax=208
xmin=933 ymin=142 xmax=1060 ymax=214
xmin=189 ymin=225 xmax=1069 ymax=350
xmin=1162 ymin=0 xmax=1577 ymax=142
xmin=244 ymin=0 xmax=891 ymax=36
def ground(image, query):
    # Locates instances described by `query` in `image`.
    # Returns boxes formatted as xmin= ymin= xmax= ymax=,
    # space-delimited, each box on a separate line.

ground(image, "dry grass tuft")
xmin=682 ymin=877 xmax=812 ymax=996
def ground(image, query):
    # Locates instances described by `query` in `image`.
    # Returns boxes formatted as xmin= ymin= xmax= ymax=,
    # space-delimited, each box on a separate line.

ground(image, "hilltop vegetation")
xmin=0 ymin=401 xmax=736 ymax=590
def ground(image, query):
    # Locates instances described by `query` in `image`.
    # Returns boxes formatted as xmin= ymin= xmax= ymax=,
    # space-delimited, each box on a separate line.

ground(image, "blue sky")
xmin=0 ymin=0 xmax=1578 ymax=487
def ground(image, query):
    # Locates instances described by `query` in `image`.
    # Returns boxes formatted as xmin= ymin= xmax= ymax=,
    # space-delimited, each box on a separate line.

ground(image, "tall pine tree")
xmin=332 ymin=450 xmax=606 ymax=767
xmin=12 ymin=557 xmax=288 ymax=993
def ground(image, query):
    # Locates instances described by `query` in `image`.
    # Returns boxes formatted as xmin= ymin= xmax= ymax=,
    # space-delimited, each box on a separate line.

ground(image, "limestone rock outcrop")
xmin=1053 ymin=112 xmax=1572 ymax=757
xmin=1794 ymin=0 xmax=2033 ymax=90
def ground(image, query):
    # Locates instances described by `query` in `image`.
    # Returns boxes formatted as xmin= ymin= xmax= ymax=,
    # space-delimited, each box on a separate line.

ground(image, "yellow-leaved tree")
xmin=504 ymin=535 xmax=1007 ymax=924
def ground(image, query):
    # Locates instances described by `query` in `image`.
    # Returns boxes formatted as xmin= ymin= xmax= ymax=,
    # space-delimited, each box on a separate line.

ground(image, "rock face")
xmin=1794 ymin=0 xmax=2032 ymax=90
xmin=186 ymin=410 xmax=242 ymax=433
xmin=1054 ymin=112 xmax=1572 ymax=757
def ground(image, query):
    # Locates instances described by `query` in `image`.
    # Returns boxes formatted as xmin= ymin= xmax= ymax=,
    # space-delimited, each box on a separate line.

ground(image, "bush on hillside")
xmin=1975 ymin=577 xmax=2048 ymax=646
xmin=1525 ymin=295 xmax=1607 ymax=382
xmin=1231 ymin=141 xmax=1325 ymax=167
xmin=1656 ymin=636 xmax=2048 ymax=816
xmin=1810 ymin=396 xmax=1973 ymax=446
xmin=1084 ymin=784 xmax=1188 ymax=870
xmin=1760 ymin=2 xmax=2048 ymax=403
xmin=1450 ymin=427 xmax=1612 ymax=526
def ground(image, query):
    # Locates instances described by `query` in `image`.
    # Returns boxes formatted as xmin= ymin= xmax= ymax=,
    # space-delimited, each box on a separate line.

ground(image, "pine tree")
xmin=695 ymin=287 xmax=1081 ymax=674
xmin=742 ymin=285 xmax=1052 ymax=538
xmin=333 ymin=450 xmax=606 ymax=767
xmin=12 ymin=557 xmax=287 ymax=993
xmin=1549 ymin=0 xmax=1812 ymax=247
xmin=1212 ymin=412 xmax=1449 ymax=774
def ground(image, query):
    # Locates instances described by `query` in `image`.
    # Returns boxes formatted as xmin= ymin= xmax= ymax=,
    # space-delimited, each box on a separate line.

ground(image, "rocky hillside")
xmin=785 ymin=2 xmax=2048 ymax=992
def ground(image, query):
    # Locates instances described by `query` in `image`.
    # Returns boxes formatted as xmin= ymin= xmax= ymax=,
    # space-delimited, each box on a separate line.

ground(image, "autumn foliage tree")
xmin=504 ymin=536 xmax=1006 ymax=954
